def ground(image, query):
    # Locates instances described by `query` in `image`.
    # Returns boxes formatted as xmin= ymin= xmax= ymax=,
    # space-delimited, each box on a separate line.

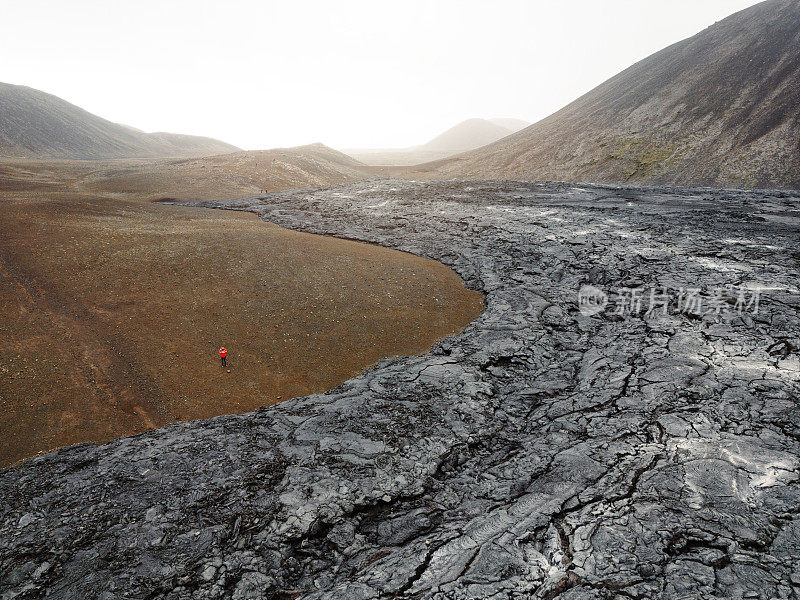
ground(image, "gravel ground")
xmin=0 ymin=164 xmax=479 ymax=467
xmin=2 ymin=179 xmax=799 ymax=599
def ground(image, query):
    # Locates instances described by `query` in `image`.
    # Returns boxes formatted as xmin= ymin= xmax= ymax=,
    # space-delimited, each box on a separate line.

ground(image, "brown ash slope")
xmin=1 ymin=179 xmax=799 ymax=599
xmin=0 ymin=82 xmax=239 ymax=159
xmin=76 ymin=143 xmax=375 ymax=201
xmin=431 ymin=0 xmax=800 ymax=189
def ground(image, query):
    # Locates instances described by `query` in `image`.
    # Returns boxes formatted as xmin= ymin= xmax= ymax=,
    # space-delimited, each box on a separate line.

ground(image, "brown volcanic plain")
xmin=0 ymin=150 xmax=484 ymax=468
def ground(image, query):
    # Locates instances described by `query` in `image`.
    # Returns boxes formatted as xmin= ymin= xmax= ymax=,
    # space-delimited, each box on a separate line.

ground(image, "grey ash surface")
xmin=2 ymin=180 xmax=800 ymax=599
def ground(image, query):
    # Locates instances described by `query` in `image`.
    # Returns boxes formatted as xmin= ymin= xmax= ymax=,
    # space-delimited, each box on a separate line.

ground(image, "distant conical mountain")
xmin=0 ymin=82 xmax=240 ymax=159
xmin=345 ymin=117 xmax=529 ymax=166
xmin=486 ymin=118 xmax=530 ymax=133
xmin=421 ymin=118 xmax=528 ymax=154
xmin=433 ymin=0 xmax=800 ymax=189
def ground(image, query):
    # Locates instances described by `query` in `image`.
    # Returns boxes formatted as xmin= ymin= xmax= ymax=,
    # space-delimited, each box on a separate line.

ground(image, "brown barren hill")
xmin=428 ymin=0 xmax=800 ymax=189
xmin=79 ymin=144 xmax=376 ymax=201
xmin=0 ymin=156 xmax=483 ymax=468
xmin=0 ymin=82 xmax=240 ymax=159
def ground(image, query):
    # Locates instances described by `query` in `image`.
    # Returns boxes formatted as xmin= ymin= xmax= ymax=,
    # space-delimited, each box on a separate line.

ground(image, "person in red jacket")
xmin=219 ymin=346 xmax=228 ymax=367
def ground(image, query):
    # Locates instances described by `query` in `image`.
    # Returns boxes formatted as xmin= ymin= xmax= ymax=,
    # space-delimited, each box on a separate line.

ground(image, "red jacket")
xmin=219 ymin=347 xmax=227 ymax=358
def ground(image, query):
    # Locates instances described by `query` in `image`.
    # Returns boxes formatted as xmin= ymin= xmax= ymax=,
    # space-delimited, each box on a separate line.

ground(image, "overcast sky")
xmin=1 ymin=0 xmax=762 ymax=150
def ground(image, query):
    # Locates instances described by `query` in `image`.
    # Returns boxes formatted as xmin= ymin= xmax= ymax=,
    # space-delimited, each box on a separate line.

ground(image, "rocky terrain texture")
xmin=2 ymin=179 xmax=799 ymax=599
xmin=0 ymin=82 xmax=239 ymax=159
xmin=428 ymin=0 xmax=800 ymax=189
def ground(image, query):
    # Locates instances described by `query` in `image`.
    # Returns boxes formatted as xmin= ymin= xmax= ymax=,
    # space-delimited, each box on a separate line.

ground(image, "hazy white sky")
xmin=1 ymin=0 xmax=762 ymax=150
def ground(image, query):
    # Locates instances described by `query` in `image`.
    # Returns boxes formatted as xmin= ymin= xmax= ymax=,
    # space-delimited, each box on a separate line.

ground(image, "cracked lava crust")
xmin=1 ymin=179 xmax=799 ymax=599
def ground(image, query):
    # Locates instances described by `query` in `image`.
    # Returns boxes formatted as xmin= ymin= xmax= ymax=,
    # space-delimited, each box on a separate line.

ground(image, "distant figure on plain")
xmin=219 ymin=346 xmax=228 ymax=367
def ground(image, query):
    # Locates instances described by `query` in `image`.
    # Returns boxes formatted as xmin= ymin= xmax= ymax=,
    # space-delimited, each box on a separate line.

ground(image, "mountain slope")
xmin=75 ymin=143 xmax=374 ymax=201
xmin=421 ymin=118 xmax=515 ymax=154
xmin=347 ymin=117 xmax=529 ymax=166
xmin=433 ymin=0 xmax=800 ymax=189
xmin=0 ymin=83 xmax=240 ymax=159
xmin=486 ymin=118 xmax=530 ymax=132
